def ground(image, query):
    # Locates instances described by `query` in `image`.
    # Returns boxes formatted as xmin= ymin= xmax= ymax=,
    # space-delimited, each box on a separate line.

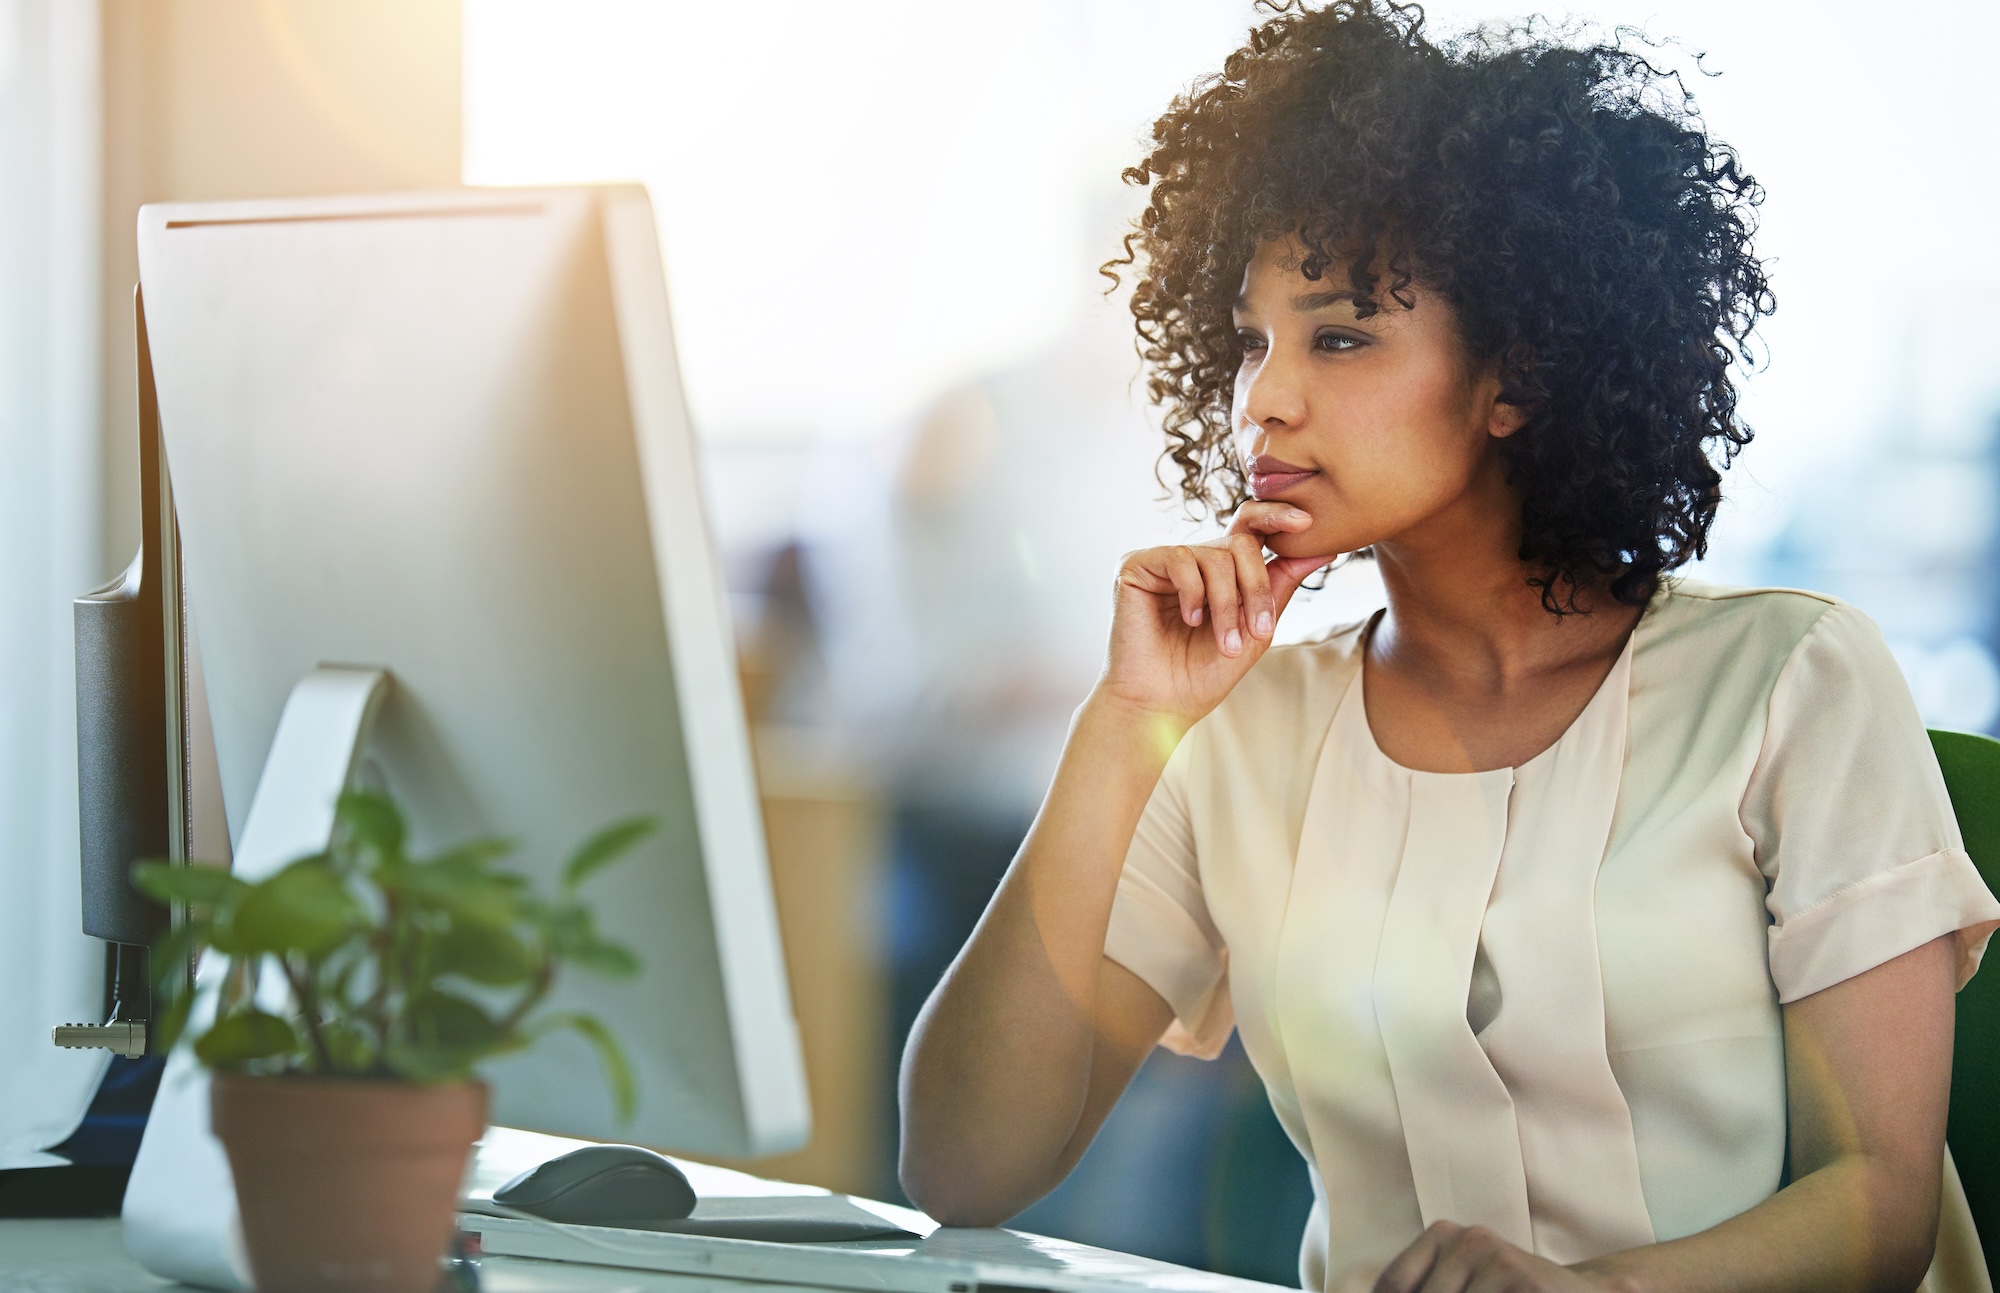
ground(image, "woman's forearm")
xmin=1578 ymin=1153 xmax=1939 ymax=1293
xmin=897 ymin=691 xmax=1184 ymax=1222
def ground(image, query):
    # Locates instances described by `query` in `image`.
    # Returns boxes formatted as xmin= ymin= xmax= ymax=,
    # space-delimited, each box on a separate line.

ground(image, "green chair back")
xmin=1928 ymin=727 xmax=2000 ymax=1260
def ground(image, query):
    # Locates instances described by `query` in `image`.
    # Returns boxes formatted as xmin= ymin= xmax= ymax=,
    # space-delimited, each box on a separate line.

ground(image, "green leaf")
xmin=226 ymin=859 xmax=364 ymax=958
xmin=130 ymin=861 xmax=247 ymax=910
xmin=432 ymin=921 xmax=537 ymax=985
xmin=204 ymin=917 xmax=249 ymax=958
xmin=531 ymin=1012 xmax=636 ymax=1122
xmin=194 ymin=1009 xmax=300 ymax=1068
xmin=525 ymin=900 xmax=594 ymax=956
xmin=562 ymin=817 xmax=656 ymax=893
xmin=385 ymin=855 xmax=528 ymax=925
xmin=139 ymin=791 xmax=645 ymax=1110
xmin=567 ymin=939 xmax=641 ymax=979
xmin=321 ymin=1020 xmax=377 ymax=1073
xmin=426 ymin=837 xmax=516 ymax=874
xmin=335 ymin=790 xmax=405 ymax=857
xmin=405 ymin=990 xmax=503 ymax=1058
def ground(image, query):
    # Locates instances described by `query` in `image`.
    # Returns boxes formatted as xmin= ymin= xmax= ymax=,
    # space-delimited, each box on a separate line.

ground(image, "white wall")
xmin=0 ymin=0 xmax=109 ymax=1166
xmin=463 ymin=0 xmax=1264 ymax=442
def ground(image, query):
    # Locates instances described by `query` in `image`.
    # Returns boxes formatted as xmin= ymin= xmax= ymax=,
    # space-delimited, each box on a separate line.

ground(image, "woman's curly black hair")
xmin=1108 ymin=0 xmax=1774 ymax=609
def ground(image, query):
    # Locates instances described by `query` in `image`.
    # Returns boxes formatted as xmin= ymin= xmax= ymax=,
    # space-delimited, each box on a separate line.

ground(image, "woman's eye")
xmin=1314 ymin=331 xmax=1361 ymax=353
xmin=1236 ymin=329 xmax=1267 ymax=353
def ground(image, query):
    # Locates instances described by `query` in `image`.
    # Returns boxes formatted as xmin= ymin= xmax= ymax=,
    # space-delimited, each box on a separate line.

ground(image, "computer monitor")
xmin=120 ymin=185 xmax=810 ymax=1286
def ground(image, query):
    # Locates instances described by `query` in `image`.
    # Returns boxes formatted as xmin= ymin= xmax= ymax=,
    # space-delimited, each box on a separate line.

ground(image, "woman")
xmin=898 ymin=4 xmax=2000 ymax=1292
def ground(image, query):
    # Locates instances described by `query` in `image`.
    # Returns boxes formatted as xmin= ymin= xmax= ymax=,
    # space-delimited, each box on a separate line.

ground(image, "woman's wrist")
xmin=1569 ymin=1255 xmax=1650 ymax=1293
xmin=1075 ymin=687 xmax=1195 ymax=763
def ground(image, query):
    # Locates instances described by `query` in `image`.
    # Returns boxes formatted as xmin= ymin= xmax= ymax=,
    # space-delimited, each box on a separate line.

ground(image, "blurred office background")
xmin=3 ymin=0 xmax=1998 ymax=1278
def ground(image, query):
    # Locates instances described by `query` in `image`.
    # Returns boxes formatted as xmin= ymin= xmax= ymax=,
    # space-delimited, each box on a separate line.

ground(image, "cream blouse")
xmin=1104 ymin=582 xmax=2000 ymax=1293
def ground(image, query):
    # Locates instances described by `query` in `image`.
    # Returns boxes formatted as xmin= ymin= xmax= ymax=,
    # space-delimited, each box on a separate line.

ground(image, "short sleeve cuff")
xmin=1105 ymin=869 xmax=1232 ymax=1057
xmin=1767 ymin=847 xmax=2000 ymax=1002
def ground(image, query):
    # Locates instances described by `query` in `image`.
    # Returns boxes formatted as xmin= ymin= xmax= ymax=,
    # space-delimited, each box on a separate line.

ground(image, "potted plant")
xmin=135 ymin=790 xmax=651 ymax=1293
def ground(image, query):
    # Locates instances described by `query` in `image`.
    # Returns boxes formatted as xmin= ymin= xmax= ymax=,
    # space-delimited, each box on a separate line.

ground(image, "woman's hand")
xmin=1374 ymin=1223 xmax=1633 ymax=1293
xmin=1098 ymin=501 xmax=1338 ymax=725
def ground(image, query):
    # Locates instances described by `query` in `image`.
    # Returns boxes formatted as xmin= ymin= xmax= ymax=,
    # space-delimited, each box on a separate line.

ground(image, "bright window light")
xmin=463 ymin=0 xmax=1259 ymax=441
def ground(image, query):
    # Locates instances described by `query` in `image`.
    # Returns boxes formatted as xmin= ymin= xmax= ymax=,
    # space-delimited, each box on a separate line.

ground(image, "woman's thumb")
xmin=1267 ymin=553 xmax=1339 ymax=622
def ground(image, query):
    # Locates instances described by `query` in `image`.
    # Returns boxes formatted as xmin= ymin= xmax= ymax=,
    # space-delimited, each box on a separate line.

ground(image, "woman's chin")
xmin=1265 ymin=530 xmax=1347 ymax=564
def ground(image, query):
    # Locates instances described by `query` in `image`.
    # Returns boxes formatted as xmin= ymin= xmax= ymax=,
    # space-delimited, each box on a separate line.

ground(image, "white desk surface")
xmin=0 ymin=1217 xmax=959 ymax=1293
xmin=2 ymin=1218 xmax=1299 ymax=1293
xmin=1 ymin=1218 xmax=172 ymax=1292
xmin=1 ymin=1130 xmax=1289 ymax=1293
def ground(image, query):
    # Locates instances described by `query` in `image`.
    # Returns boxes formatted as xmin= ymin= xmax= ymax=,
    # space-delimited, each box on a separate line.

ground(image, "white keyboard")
xmin=459 ymin=1128 xmax=1288 ymax=1293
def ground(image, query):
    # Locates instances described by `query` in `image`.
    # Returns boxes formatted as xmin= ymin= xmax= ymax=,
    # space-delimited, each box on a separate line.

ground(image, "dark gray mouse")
xmin=493 ymin=1144 xmax=697 ymax=1225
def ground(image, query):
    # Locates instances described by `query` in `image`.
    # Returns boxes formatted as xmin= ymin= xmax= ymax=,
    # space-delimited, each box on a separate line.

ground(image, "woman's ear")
xmin=1488 ymin=397 xmax=1528 ymax=440
xmin=1483 ymin=348 xmax=1532 ymax=440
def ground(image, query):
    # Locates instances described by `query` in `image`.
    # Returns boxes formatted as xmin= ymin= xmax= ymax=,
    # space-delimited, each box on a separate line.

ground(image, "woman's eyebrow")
xmin=1291 ymin=289 xmax=1364 ymax=312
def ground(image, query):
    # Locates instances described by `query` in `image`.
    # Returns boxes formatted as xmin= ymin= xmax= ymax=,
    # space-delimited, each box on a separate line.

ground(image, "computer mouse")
xmin=493 ymin=1144 xmax=697 ymax=1226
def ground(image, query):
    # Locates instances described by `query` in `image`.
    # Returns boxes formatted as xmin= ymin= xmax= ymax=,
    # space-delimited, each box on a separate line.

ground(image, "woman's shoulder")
xmin=1645 ymin=577 xmax=1873 ymax=656
xmin=1639 ymin=578 xmax=1901 ymax=706
xmin=1651 ymin=575 xmax=1840 ymax=619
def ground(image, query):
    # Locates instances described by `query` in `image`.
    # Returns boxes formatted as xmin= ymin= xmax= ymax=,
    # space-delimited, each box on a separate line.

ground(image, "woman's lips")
xmin=1248 ymin=455 xmax=1319 ymax=498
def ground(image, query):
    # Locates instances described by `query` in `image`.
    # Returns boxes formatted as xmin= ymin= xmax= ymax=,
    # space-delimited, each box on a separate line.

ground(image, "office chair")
xmin=1929 ymin=727 xmax=2000 ymax=1260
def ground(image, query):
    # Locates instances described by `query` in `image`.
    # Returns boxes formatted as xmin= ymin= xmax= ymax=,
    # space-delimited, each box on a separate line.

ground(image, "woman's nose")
xmin=1240 ymin=343 xmax=1308 ymax=432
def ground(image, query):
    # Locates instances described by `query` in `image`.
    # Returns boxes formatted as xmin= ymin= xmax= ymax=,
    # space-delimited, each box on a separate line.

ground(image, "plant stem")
xmin=363 ymin=933 xmax=392 ymax=1044
xmin=396 ymin=902 xmax=420 ymax=1051
xmin=495 ymin=957 xmax=556 ymax=1041
xmin=362 ymin=890 xmax=399 ymax=1054
xmin=279 ymin=955 xmax=337 ymax=1073
xmin=218 ymin=955 xmax=246 ymax=1018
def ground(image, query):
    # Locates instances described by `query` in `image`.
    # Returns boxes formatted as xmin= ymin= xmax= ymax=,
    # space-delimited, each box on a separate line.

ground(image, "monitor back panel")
xmin=136 ymin=187 xmax=805 ymax=1155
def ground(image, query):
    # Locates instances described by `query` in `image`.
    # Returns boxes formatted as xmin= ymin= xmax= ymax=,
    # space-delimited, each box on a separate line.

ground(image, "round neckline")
xmin=1350 ymin=605 xmax=1643 ymax=778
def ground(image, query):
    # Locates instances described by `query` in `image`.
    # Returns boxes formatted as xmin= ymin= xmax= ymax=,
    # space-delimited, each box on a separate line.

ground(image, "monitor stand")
xmin=122 ymin=666 xmax=388 ymax=1290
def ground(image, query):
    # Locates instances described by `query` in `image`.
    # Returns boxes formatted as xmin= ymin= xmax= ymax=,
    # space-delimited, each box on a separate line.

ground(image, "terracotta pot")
xmin=209 ymin=1073 xmax=487 ymax=1293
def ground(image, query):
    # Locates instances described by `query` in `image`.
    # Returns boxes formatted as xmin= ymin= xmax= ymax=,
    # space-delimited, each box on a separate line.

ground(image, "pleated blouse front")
xmin=1105 ymin=582 xmax=2000 ymax=1292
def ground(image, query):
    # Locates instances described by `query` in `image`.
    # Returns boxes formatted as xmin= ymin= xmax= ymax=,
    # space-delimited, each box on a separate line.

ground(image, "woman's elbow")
xmin=1877 ymin=1211 xmax=1942 ymax=1293
xmin=898 ymin=1144 xmax=1020 ymax=1228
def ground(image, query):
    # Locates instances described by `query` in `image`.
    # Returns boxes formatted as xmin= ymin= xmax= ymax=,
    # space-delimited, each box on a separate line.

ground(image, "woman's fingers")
xmin=1228 ymin=500 xmax=1316 ymax=538
xmin=1230 ymin=501 xmax=1341 ymax=630
xmin=1122 ymin=535 xmax=1334 ymax=660
xmin=1372 ymin=1223 xmax=1569 ymax=1293
xmin=1229 ymin=533 xmax=1276 ymax=640
xmin=1161 ymin=546 xmax=1207 ymax=628
xmin=1120 ymin=545 xmax=1245 ymax=652
xmin=1193 ymin=546 xmax=1245 ymax=656
xmin=1373 ymin=1222 xmax=1447 ymax=1293
xmin=1415 ymin=1225 xmax=1504 ymax=1293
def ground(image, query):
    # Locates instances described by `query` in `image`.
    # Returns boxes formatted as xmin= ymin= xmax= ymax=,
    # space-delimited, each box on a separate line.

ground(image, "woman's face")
xmin=1229 ymin=238 xmax=1520 ymax=561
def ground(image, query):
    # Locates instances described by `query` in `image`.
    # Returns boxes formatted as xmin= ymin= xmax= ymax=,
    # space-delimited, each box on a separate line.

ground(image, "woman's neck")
xmin=1369 ymin=457 xmax=1639 ymax=691
xmin=1360 ymin=459 xmax=1644 ymax=772
xmin=1373 ymin=554 xmax=1638 ymax=687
